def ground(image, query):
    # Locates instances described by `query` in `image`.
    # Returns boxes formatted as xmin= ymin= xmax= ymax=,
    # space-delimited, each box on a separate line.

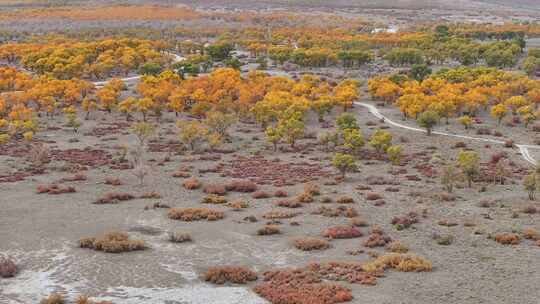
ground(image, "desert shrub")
xmin=296 ymin=191 xmax=314 ymax=203
xmin=254 ymin=268 xmax=352 ymax=304
xmin=140 ymin=191 xmax=161 ymax=199
xmin=307 ymin=262 xmax=378 ymax=285
xmin=263 ymin=210 xmax=298 ymax=219
xmin=437 ymin=219 xmax=458 ymax=227
xmin=336 ymin=196 xmax=355 ymax=204
xmin=79 ymin=231 xmax=146 ymax=253
xmin=36 ymin=184 xmax=76 ymax=195
xmin=168 ymin=208 xmax=224 ymax=221
xmin=104 ymin=177 xmax=122 ymax=186
xmin=363 ymin=226 xmax=392 ymax=248
xmin=227 ymin=200 xmax=249 ymax=210
xmin=252 ymin=191 xmax=271 ymax=199
xmin=320 ymin=196 xmax=333 ymax=203
xmin=312 ymin=206 xmax=358 ymax=218
xmin=182 ymin=178 xmax=201 ymax=190
xmin=204 ymin=266 xmax=257 ymax=284
xmin=362 ymin=254 xmax=432 ymax=273
xmin=204 ymin=184 xmax=228 ymax=195
xmin=201 ymin=194 xmax=228 ymax=204
xmin=257 ymin=225 xmax=281 ymax=235
xmin=172 ymin=171 xmax=191 ymax=178
xmin=168 ymin=231 xmax=192 ymax=243
xmin=522 ymin=228 xmax=539 ymax=240
xmin=303 ymin=183 xmax=320 ymax=196
xmin=274 ymin=189 xmax=289 ymax=197
xmin=60 ymin=173 xmax=87 ymax=182
xmin=493 ymin=233 xmax=521 ymax=245
xmin=324 ymin=226 xmax=363 ymax=239
xmin=350 ymin=217 xmax=368 ymax=227
xmin=433 ymin=233 xmax=454 ymax=245
xmin=365 ymin=192 xmax=382 ymax=201
xmin=386 ymin=241 xmax=409 ymax=253
xmin=226 ymin=180 xmax=258 ymax=192
xmin=276 ymin=200 xmax=303 ymax=208
xmin=294 ymin=237 xmax=330 ymax=251
xmin=521 ymin=205 xmax=538 ymax=214
xmin=391 ymin=212 xmax=419 ymax=230
xmin=144 ymin=202 xmax=170 ymax=210
xmin=40 ymin=293 xmax=65 ymax=304
xmin=93 ymin=192 xmax=135 ymax=204
xmin=0 ymin=257 xmax=17 ymax=278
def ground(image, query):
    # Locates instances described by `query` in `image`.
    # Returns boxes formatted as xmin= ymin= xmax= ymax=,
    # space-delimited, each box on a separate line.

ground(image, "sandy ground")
xmin=1 ymin=103 xmax=540 ymax=304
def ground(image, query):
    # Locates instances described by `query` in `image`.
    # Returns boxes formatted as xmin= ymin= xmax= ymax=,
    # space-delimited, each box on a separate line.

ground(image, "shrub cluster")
xmin=204 ymin=266 xmax=257 ymax=284
xmin=293 ymin=237 xmax=330 ymax=251
xmin=79 ymin=231 xmax=146 ymax=253
xmin=168 ymin=207 xmax=224 ymax=221
xmin=324 ymin=226 xmax=363 ymax=239
xmin=36 ymin=184 xmax=76 ymax=195
xmin=93 ymin=192 xmax=135 ymax=204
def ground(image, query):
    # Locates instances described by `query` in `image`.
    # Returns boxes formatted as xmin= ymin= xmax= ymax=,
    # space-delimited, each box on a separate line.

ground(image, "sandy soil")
xmin=1 ymin=102 xmax=540 ymax=303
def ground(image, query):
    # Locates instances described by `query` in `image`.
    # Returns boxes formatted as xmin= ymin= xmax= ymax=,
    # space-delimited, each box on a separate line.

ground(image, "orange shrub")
xmin=182 ymin=178 xmax=201 ymax=190
xmin=79 ymin=231 xmax=146 ymax=253
xmin=293 ymin=237 xmax=330 ymax=251
xmin=168 ymin=208 xmax=224 ymax=221
xmin=204 ymin=266 xmax=257 ymax=284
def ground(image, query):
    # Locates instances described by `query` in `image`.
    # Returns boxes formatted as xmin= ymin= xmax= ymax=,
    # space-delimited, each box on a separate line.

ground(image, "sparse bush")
xmin=324 ymin=226 xmax=363 ymax=239
xmin=252 ymin=191 xmax=271 ymax=199
xmin=276 ymin=200 xmax=303 ymax=208
xmin=263 ymin=210 xmax=297 ymax=219
xmin=274 ymin=189 xmax=288 ymax=197
xmin=183 ymin=178 xmax=201 ymax=190
xmin=365 ymin=192 xmax=382 ymax=201
xmin=296 ymin=192 xmax=314 ymax=203
xmin=201 ymin=194 xmax=228 ymax=204
xmin=303 ymin=183 xmax=320 ymax=196
xmin=40 ymin=293 xmax=65 ymax=304
xmin=36 ymin=184 xmax=76 ymax=195
xmin=227 ymin=200 xmax=249 ymax=210
xmin=168 ymin=231 xmax=192 ymax=243
xmin=493 ymin=233 xmax=521 ymax=245
xmin=0 ymin=257 xmax=17 ymax=278
xmin=522 ymin=228 xmax=539 ymax=240
xmin=140 ymin=191 xmax=161 ymax=199
xmin=104 ymin=177 xmax=122 ymax=186
xmin=391 ymin=212 xmax=419 ymax=230
xmin=226 ymin=180 xmax=258 ymax=192
xmin=168 ymin=208 xmax=224 ymax=221
xmin=254 ymin=268 xmax=352 ymax=304
xmin=257 ymin=225 xmax=281 ymax=235
xmin=386 ymin=241 xmax=409 ymax=253
xmin=294 ymin=237 xmax=330 ymax=251
xmin=312 ymin=206 xmax=358 ymax=218
xmin=204 ymin=184 xmax=228 ymax=195
xmin=93 ymin=192 xmax=135 ymax=204
xmin=336 ymin=196 xmax=355 ymax=204
xmin=204 ymin=266 xmax=257 ymax=284
xmin=79 ymin=231 xmax=146 ymax=253
xmin=364 ymin=227 xmax=392 ymax=248
xmin=362 ymin=253 xmax=432 ymax=273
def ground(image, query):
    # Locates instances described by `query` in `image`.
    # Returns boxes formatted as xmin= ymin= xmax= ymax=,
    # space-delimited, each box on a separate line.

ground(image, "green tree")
xmin=332 ymin=153 xmax=358 ymax=179
xmin=178 ymin=120 xmax=208 ymax=151
xmin=265 ymin=126 xmax=283 ymax=151
xmin=369 ymin=130 xmax=393 ymax=155
xmin=342 ymin=128 xmax=364 ymax=155
xmin=417 ymin=110 xmax=439 ymax=136
xmin=387 ymin=145 xmax=403 ymax=166
xmin=336 ymin=113 xmax=359 ymax=130
xmin=457 ymin=150 xmax=480 ymax=188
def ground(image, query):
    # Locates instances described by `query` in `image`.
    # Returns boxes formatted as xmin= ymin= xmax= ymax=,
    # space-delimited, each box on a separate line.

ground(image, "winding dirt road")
xmin=354 ymin=101 xmax=540 ymax=165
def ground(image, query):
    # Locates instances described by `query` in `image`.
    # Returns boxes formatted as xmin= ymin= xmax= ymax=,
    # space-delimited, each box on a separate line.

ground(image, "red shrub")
xmin=391 ymin=212 xmax=419 ymax=230
xmin=254 ymin=268 xmax=352 ymax=304
xmin=274 ymin=189 xmax=289 ymax=197
xmin=0 ymin=257 xmax=17 ymax=278
xmin=363 ymin=226 xmax=392 ymax=248
xmin=252 ymin=191 xmax=271 ymax=199
xmin=226 ymin=180 xmax=258 ymax=192
xmin=204 ymin=184 xmax=228 ymax=195
xmin=293 ymin=237 xmax=330 ymax=251
xmin=36 ymin=184 xmax=76 ymax=195
xmin=276 ymin=200 xmax=303 ymax=208
xmin=365 ymin=192 xmax=382 ymax=201
xmin=93 ymin=192 xmax=135 ymax=204
xmin=493 ymin=233 xmax=521 ymax=245
xmin=104 ymin=177 xmax=122 ymax=186
xmin=324 ymin=226 xmax=362 ymax=239
xmin=183 ymin=178 xmax=201 ymax=190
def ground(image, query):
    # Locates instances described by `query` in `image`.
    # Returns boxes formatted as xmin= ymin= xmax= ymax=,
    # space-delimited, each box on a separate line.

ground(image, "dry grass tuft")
xmin=201 ymin=194 xmax=228 ymax=204
xmin=168 ymin=231 xmax=192 ymax=243
xmin=79 ymin=231 xmax=146 ymax=253
xmin=362 ymin=253 xmax=432 ymax=273
xmin=182 ymin=178 xmax=202 ymax=190
xmin=93 ymin=192 xmax=135 ymax=204
xmin=257 ymin=225 xmax=281 ymax=235
xmin=168 ymin=207 xmax=224 ymax=221
xmin=493 ymin=233 xmax=521 ymax=245
xmin=293 ymin=237 xmax=330 ymax=251
xmin=204 ymin=266 xmax=257 ymax=284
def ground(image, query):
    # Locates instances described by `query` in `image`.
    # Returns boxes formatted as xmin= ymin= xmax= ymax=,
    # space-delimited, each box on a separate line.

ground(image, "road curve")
xmin=354 ymin=101 xmax=539 ymax=165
